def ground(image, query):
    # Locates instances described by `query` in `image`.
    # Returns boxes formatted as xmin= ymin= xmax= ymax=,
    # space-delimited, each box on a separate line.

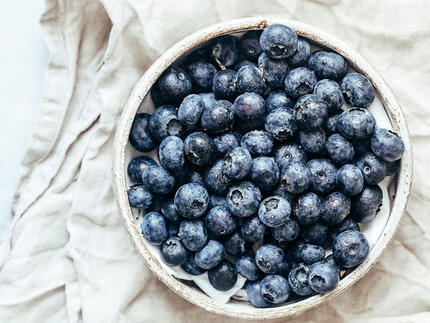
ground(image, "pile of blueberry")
xmin=126 ymin=24 xmax=405 ymax=307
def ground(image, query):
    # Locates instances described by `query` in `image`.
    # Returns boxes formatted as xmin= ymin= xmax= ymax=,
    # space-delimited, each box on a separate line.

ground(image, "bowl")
xmin=112 ymin=17 xmax=413 ymax=320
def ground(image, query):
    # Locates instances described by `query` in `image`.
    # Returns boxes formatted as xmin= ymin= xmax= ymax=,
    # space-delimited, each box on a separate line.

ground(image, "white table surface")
xmin=0 ymin=1 xmax=48 ymax=234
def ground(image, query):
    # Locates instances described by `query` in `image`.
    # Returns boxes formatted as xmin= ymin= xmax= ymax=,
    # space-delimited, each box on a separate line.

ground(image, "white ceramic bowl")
xmin=112 ymin=17 xmax=413 ymax=320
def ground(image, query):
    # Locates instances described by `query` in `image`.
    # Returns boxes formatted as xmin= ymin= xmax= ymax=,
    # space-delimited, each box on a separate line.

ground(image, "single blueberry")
xmin=287 ymin=38 xmax=311 ymax=68
xmin=299 ymin=129 xmax=326 ymax=156
xmin=265 ymin=89 xmax=295 ymax=112
xmin=260 ymin=274 xmax=291 ymax=304
xmin=336 ymin=164 xmax=364 ymax=196
xmin=260 ymin=24 xmax=298 ymax=59
xmin=370 ymin=128 xmax=405 ymax=162
xmin=185 ymin=61 xmax=217 ymax=92
xmin=351 ymin=185 xmax=383 ymax=223
xmin=258 ymin=196 xmax=291 ymax=228
xmin=161 ymin=237 xmax=188 ymax=267
xmin=308 ymin=51 xmax=348 ymax=81
xmin=264 ymin=108 xmax=298 ymax=141
xmin=293 ymin=94 xmax=328 ymax=131
xmin=255 ymin=244 xmax=288 ymax=274
xmin=201 ymin=99 xmax=235 ymax=134
xmin=181 ymin=253 xmax=206 ymax=275
xmin=223 ymin=232 xmax=246 ymax=257
xmin=150 ymin=83 xmax=166 ymax=106
xmin=159 ymin=136 xmax=185 ymax=172
xmin=307 ymin=261 xmax=340 ymax=293
xmin=239 ymin=30 xmax=263 ymax=61
xmin=329 ymin=217 xmax=360 ymax=241
xmin=326 ymin=134 xmax=355 ymax=165
xmin=250 ymin=157 xmax=280 ymax=192
xmin=127 ymin=184 xmax=153 ymax=210
xmin=302 ymin=221 xmax=329 ymax=245
xmin=178 ymin=220 xmax=208 ymax=251
xmin=301 ymin=244 xmax=325 ymax=264
xmin=184 ymin=132 xmax=217 ymax=167
xmin=208 ymin=260 xmax=238 ymax=291
xmin=129 ymin=113 xmax=157 ymax=152
xmin=127 ymin=156 xmax=157 ymax=183
xmin=355 ymin=152 xmax=387 ymax=185
xmin=149 ymin=105 xmax=185 ymax=142
xmin=158 ymin=67 xmax=192 ymax=103
xmin=293 ymin=192 xmax=322 ymax=226
xmin=258 ymin=52 xmax=289 ymax=88
xmin=204 ymin=159 xmax=234 ymax=194
xmin=141 ymin=212 xmax=168 ymax=245
xmin=209 ymin=194 xmax=227 ymax=208
xmin=241 ymin=216 xmax=266 ymax=243
xmin=307 ymin=158 xmax=338 ymax=195
xmin=314 ymin=79 xmax=344 ymax=115
xmin=142 ymin=165 xmax=175 ymax=195
xmin=212 ymin=69 xmax=237 ymax=100
xmin=288 ymin=263 xmax=314 ymax=296
xmin=240 ymin=130 xmax=273 ymax=156
xmin=174 ymin=183 xmax=209 ymax=219
xmin=198 ymin=92 xmax=216 ymax=110
xmin=205 ymin=206 xmax=236 ymax=236
xmin=271 ymin=219 xmax=300 ymax=243
xmin=178 ymin=94 xmax=205 ymax=126
xmin=324 ymin=113 xmax=341 ymax=135
xmin=236 ymin=65 xmax=266 ymax=95
xmin=195 ymin=240 xmax=225 ymax=269
xmin=236 ymin=255 xmax=261 ymax=281
xmin=214 ymin=132 xmax=241 ymax=155
xmin=160 ymin=197 xmax=181 ymax=224
xmin=209 ymin=35 xmax=239 ymax=68
xmin=279 ymin=162 xmax=310 ymax=194
xmin=285 ymin=67 xmax=317 ymax=99
xmin=336 ymin=108 xmax=376 ymax=140
xmin=223 ymin=147 xmax=252 ymax=180
xmin=332 ymin=230 xmax=369 ymax=268
xmin=246 ymin=280 xmax=270 ymax=308
xmin=321 ymin=192 xmax=351 ymax=226
xmin=341 ymin=73 xmax=375 ymax=108
xmin=227 ymin=182 xmax=262 ymax=218
xmin=234 ymin=92 xmax=266 ymax=120
xmin=274 ymin=143 xmax=307 ymax=169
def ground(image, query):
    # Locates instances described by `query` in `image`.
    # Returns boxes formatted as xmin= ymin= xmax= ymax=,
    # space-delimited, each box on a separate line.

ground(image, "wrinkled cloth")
xmin=1 ymin=0 xmax=430 ymax=322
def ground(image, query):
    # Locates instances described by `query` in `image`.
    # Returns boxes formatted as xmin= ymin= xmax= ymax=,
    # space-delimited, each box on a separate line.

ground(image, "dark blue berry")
xmin=241 ymin=216 xmax=265 ymax=243
xmin=195 ymin=240 xmax=225 ymax=269
xmin=167 ymin=222 xmax=179 ymax=237
xmin=255 ymin=244 xmax=288 ymax=274
xmin=160 ymin=197 xmax=181 ymax=223
xmin=293 ymin=94 xmax=327 ymax=131
xmin=234 ymin=92 xmax=266 ymax=120
xmin=184 ymin=132 xmax=217 ymax=166
xmin=185 ymin=61 xmax=216 ymax=92
xmin=336 ymin=164 xmax=364 ymax=196
xmin=274 ymin=143 xmax=307 ymax=169
xmin=280 ymin=162 xmax=310 ymax=194
xmin=212 ymin=69 xmax=237 ymax=100
xmin=324 ymin=113 xmax=340 ymax=135
xmin=236 ymin=255 xmax=261 ymax=281
xmin=214 ymin=132 xmax=241 ymax=155
xmin=208 ymin=260 xmax=238 ymax=291
xmin=174 ymin=183 xmax=209 ymax=219
xmin=258 ymin=52 xmax=289 ymax=88
xmin=250 ymin=157 xmax=280 ymax=192
xmin=227 ymin=181 xmax=262 ymax=218
xmin=307 ymin=158 xmax=338 ymax=195
xmin=205 ymin=206 xmax=236 ymax=236
xmin=129 ymin=113 xmax=157 ymax=152
xmin=271 ymin=219 xmax=300 ymax=243
xmin=127 ymin=184 xmax=153 ymax=210
xmin=127 ymin=156 xmax=157 ymax=183
xmin=299 ymin=129 xmax=326 ymax=156
xmin=198 ymin=92 xmax=216 ymax=109
xmin=352 ymin=139 xmax=371 ymax=157
xmin=178 ymin=220 xmax=208 ymax=252
xmin=293 ymin=192 xmax=322 ymax=225
xmin=209 ymin=194 xmax=227 ymax=208
xmin=260 ymin=274 xmax=290 ymax=304
xmin=234 ymin=60 xmax=257 ymax=71
xmin=258 ymin=196 xmax=291 ymax=228
xmin=370 ymin=128 xmax=405 ymax=162
xmin=246 ymin=280 xmax=270 ymax=308
xmin=142 ymin=165 xmax=175 ymax=195
xmin=201 ymin=99 xmax=235 ymax=134
xmin=336 ymin=108 xmax=376 ymax=140
xmin=341 ymin=73 xmax=375 ymax=108
xmin=149 ymin=105 xmax=185 ymax=142
xmin=385 ymin=160 xmax=400 ymax=176
xmin=265 ymin=89 xmax=295 ymax=112
xmin=161 ymin=237 xmax=188 ymax=266
xmin=302 ymin=221 xmax=329 ymax=245
xmin=321 ymin=192 xmax=351 ymax=226
xmin=240 ymin=130 xmax=273 ymax=156
xmin=308 ymin=51 xmax=348 ymax=81
xmin=204 ymin=159 xmax=233 ymax=194
xmin=326 ymin=134 xmax=355 ymax=165
xmin=264 ymin=108 xmax=297 ymax=141
xmin=158 ymin=67 xmax=192 ymax=103
xmin=178 ymin=94 xmax=205 ymax=126
xmin=239 ymin=30 xmax=263 ymax=61
xmin=291 ymin=241 xmax=306 ymax=263
xmin=355 ymin=152 xmax=386 ymax=185
xmin=288 ymin=263 xmax=314 ymax=296
xmin=260 ymin=24 xmax=298 ymax=59
xmin=223 ymin=147 xmax=251 ymax=180
xmin=333 ymin=230 xmax=369 ymax=268
xmin=351 ymin=185 xmax=383 ymax=223
xmin=301 ymin=244 xmax=325 ymax=264
xmin=329 ymin=217 xmax=360 ymax=241
xmin=223 ymin=232 xmax=246 ymax=257
xmin=159 ymin=136 xmax=185 ymax=172
xmin=308 ymin=261 xmax=340 ymax=293
xmin=285 ymin=67 xmax=317 ymax=99
xmin=287 ymin=38 xmax=311 ymax=68
xmin=150 ymin=83 xmax=165 ymax=106
xmin=141 ymin=212 xmax=168 ymax=245
xmin=236 ymin=65 xmax=266 ymax=95
xmin=209 ymin=35 xmax=239 ymax=68
xmin=181 ymin=253 xmax=206 ymax=275
xmin=324 ymin=254 xmax=339 ymax=268
xmin=314 ymin=79 xmax=344 ymax=115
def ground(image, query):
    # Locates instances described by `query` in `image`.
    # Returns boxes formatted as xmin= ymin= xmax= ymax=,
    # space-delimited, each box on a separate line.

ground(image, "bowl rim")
xmin=112 ymin=17 xmax=413 ymax=320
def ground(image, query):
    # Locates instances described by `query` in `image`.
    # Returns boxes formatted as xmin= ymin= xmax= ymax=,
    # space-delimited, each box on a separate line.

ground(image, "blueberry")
xmin=235 ymin=117 xmax=265 ymax=134
xmin=127 ymin=184 xmax=153 ymax=210
xmin=370 ymin=128 xmax=405 ymax=162
xmin=160 ymin=197 xmax=181 ymax=223
xmin=351 ymin=185 xmax=383 ymax=223
xmin=246 ymin=280 xmax=270 ymax=308
xmin=308 ymin=51 xmax=348 ymax=81
xmin=336 ymin=108 xmax=376 ymax=140
xmin=355 ymin=152 xmax=387 ymax=185
xmin=181 ymin=253 xmax=206 ymax=275
xmin=299 ymin=129 xmax=326 ymax=156
xmin=287 ymin=38 xmax=311 ymax=68
xmin=250 ymin=157 xmax=280 ymax=192
xmin=274 ymin=143 xmax=307 ymax=169
xmin=260 ymin=274 xmax=290 ymax=304
xmin=141 ymin=212 xmax=168 ymax=245
xmin=239 ymin=30 xmax=263 ymax=61
xmin=324 ymin=113 xmax=340 ymax=135
xmin=288 ymin=263 xmax=314 ymax=296
xmin=240 ymin=130 xmax=273 ymax=156
xmin=167 ymin=222 xmax=179 ymax=237
xmin=204 ymin=159 xmax=234 ymax=194
xmin=291 ymin=241 xmax=306 ymax=263
xmin=236 ymin=65 xmax=266 ymax=95
xmin=314 ymin=79 xmax=344 ymax=115
xmin=326 ymin=134 xmax=355 ymax=165
xmin=264 ymin=108 xmax=298 ymax=141
xmin=293 ymin=94 xmax=328 ymax=131
xmin=212 ymin=69 xmax=237 ymax=100
xmin=336 ymin=164 xmax=364 ymax=196
xmin=301 ymin=244 xmax=325 ymax=264
xmin=271 ymin=219 xmax=300 ymax=243
xmin=260 ymin=24 xmax=298 ymax=59
xmin=236 ymin=255 xmax=261 ymax=281
xmin=332 ymin=230 xmax=369 ymax=268
xmin=234 ymin=92 xmax=266 ymax=120
xmin=293 ymin=192 xmax=322 ymax=226
xmin=320 ymin=191 xmax=351 ymax=226
xmin=234 ymin=60 xmax=257 ymax=71
xmin=308 ymin=261 xmax=340 ymax=293
xmin=198 ymin=92 xmax=216 ymax=110
xmin=258 ymin=196 xmax=291 ymax=228
xmin=258 ymin=52 xmax=289 ymax=88
xmin=255 ymin=244 xmax=288 ymax=274
xmin=279 ymin=162 xmax=310 ymax=194
xmin=158 ymin=136 xmax=185 ymax=172
xmin=223 ymin=232 xmax=246 ymax=257
xmin=209 ymin=194 xmax=227 ymax=208
xmin=201 ymin=99 xmax=235 ymax=134
xmin=127 ymin=156 xmax=157 ymax=183
xmin=385 ymin=160 xmax=400 ymax=176
xmin=184 ymin=132 xmax=217 ymax=166
xmin=185 ymin=61 xmax=217 ymax=92
xmin=324 ymin=254 xmax=339 ymax=268
xmin=174 ymin=183 xmax=209 ymax=219
xmin=302 ymin=221 xmax=329 ymax=245
xmin=208 ymin=260 xmax=238 ymax=291
xmin=214 ymin=132 xmax=241 ymax=155
xmin=341 ymin=73 xmax=375 ymax=108
xmin=150 ymin=83 xmax=165 ymax=106
xmin=284 ymin=67 xmax=317 ymax=99
xmin=307 ymin=158 xmax=338 ymax=195
xmin=205 ymin=206 xmax=236 ymax=236
xmin=265 ymin=89 xmax=295 ymax=112
xmin=329 ymin=217 xmax=360 ymax=241
xmin=178 ymin=220 xmax=208 ymax=251
xmin=161 ymin=237 xmax=188 ymax=267
xmin=223 ymin=148 xmax=251 ymax=181
xmin=178 ymin=94 xmax=205 ymax=126
xmin=129 ymin=113 xmax=157 ymax=152
xmin=158 ymin=67 xmax=192 ymax=103
xmin=195 ymin=240 xmax=225 ymax=269
xmin=187 ymin=170 xmax=205 ymax=187
xmin=241 ymin=217 xmax=266 ymax=243
xmin=142 ymin=165 xmax=175 ymax=195
xmin=149 ymin=105 xmax=185 ymax=142
xmin=209 ymin=35 xmax=239 ymax=68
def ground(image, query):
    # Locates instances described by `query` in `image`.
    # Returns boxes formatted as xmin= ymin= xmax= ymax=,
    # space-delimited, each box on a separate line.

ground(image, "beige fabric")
xmin=1 ymin=0 xmax=429 ymax=322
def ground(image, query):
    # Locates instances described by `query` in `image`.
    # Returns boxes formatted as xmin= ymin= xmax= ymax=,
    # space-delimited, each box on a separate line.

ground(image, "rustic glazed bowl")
xmin=112 ymin=17 xmax=412 ymax=319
